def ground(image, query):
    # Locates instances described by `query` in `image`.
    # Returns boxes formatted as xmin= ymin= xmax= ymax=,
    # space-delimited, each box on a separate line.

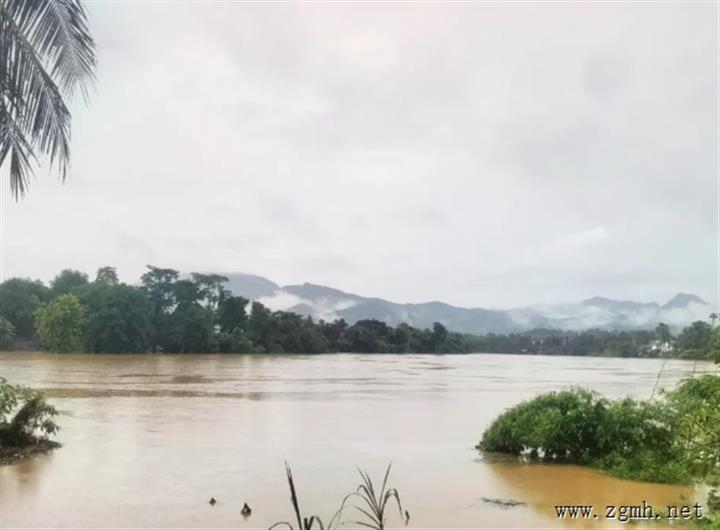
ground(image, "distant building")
xmin=648 ymin=340 xmax=674 ymax=354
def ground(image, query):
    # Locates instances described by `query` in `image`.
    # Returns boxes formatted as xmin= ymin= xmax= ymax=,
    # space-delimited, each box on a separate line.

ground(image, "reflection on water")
xmin=0 ymin=352 xmax=714 ymax=529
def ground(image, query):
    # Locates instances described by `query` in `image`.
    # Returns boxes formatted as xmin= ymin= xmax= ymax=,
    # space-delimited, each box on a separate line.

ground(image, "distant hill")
xmin=221 ymin=273 xmax=710 ymax=334
xmin=222 ymin=273 xmax=278 ymax=299
xmin=662 ymin=293 xmax=708 ymax=310
xmin=582 ymin=296 xmax=660 ymax=313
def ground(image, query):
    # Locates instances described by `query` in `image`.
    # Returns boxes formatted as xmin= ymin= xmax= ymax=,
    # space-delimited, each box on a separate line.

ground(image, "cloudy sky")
xmin=1 ymin=2 xmax=717 ymax=309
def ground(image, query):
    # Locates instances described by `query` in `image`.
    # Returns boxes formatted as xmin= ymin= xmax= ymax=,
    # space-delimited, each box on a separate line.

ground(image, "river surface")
xmin=0 ymin=352 xmax=715 ymax=529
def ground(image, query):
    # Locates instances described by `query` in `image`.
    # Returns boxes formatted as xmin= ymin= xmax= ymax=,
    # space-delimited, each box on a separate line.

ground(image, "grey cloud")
xmin=1 ymin=3 xmax=715 ymax=310
xmin=582 ymin=54 xmax=630 ymax=99
xmin=112 ymin=233 xmax=155 ymax=258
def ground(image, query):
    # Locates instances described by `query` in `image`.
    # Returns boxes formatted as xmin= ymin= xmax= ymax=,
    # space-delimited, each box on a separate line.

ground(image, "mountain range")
xmin=222 ymin=273 xmax=710 ymax=334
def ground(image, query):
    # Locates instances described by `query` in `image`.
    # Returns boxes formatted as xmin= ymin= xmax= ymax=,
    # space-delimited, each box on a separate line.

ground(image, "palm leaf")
xmin=0 ymin=101 xmax=36 ymax=196
xmin=0 ymin=0 xmax=96 ymax=198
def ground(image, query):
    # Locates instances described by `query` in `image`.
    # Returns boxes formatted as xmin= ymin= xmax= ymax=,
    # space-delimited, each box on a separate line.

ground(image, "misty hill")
xmin=223 ymin=273 xmax=278 ymax=299
xmin=662 ymin=293 xmax=708 ymax=310
xmin=221 ymin=273 xmax=710 ymax=334
xmin=582 ymin=296 xmax=660 ymax=313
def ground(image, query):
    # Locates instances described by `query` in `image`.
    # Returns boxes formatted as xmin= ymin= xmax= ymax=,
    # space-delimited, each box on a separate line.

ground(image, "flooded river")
xmin=0 ymin=352 xmax=713 ymax=529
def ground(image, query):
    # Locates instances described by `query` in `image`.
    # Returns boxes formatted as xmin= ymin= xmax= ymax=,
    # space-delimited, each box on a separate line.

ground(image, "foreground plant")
xmin=269 ymin=464 xmax=330 ymax=530
xmin=340 ymin=464 xmax=408 ymax=530
xmin=269 ymin=463 xmax=408 ymax=530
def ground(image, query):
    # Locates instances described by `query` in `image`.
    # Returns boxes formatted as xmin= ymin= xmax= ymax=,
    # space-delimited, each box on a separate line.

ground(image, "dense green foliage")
xmin=479 ymin=388 xmax=687 ymax=482
xmin=0 ymin=378 xmax=59 ymax=447
xmin=676 ymin=321 xmax=716 ymax=360
xmin=0 ymin=278 xmax=49 ymax=340
xmin=469 ymin=323 xmax=717 ymax=360
xmin=665 ymin=376 xmax=720 ymax=484
xmin=34 ymin=293 xmax=86 ymax=353
xmin=711 ymin=330 xmax=720 ymax=364
xmin=0 ymin=265 xmax=718 ymax=356
xmin=78 ymin=283 xmax=152 ymax=353
xmin=479 ymin=375 xmax=720 ymax=522
xmin=0 ymin=316 xmax=15 ymax=350
xmin=50 ymin=269 xmax=89 ymax=298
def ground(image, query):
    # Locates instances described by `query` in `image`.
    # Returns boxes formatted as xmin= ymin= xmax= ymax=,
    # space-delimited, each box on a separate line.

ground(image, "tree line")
xmin=0 ymin=266 xmax=718 ymax=360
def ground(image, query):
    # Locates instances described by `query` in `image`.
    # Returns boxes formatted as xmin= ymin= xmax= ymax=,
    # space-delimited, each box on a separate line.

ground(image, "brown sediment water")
xmin=0 ymin=352 xmax=713 ymax=529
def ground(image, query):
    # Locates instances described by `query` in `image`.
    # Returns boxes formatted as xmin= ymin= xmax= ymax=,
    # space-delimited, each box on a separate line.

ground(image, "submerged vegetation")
xmin=0 ymin=377 xmax=60 ymax=463
xmin=480 ymin=387 xmax=689 ymax=483
xmin=479 ymin=363 xmax=720 ymax=525
xmin=0 ymin=265 xmax=718 ymax=357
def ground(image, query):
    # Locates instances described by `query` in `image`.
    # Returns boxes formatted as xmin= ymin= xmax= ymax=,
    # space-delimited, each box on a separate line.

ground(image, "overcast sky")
xmin=1 ymin=2 xmax=718 ymax=309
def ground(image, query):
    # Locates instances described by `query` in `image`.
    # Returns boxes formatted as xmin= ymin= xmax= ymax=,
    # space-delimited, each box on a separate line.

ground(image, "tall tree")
xmin=140 ymin=265 xmax=178 ymax=351
xmin=34 ymin=293 xmax=85 ymax=352
xmin=0 ymin=0 xmax=97 ymax=197
xmin=173 ymin=279 xmax=201 ymax=309
xmin=0 ymin=278 xmax=49 ymax=339
xmin=95 ymin=266 xmax=119 ymax=285
xmin=432 ymin=322 xmax=449 ymax=352
xmin=654 ymin=322 xmax=672 ymax=343
xmin=676 ymin=321 xmax=713 ymax=359
xmin=247 ymin=301 xmax=272 ymax=350
xmin=79 ymin=283 xmax=152 ymax=353
xmin=710 ymin=313 xmax=719 ymax=327
xmin=217 ymin=295 xmax=249 ymax=333
xmin=190 ymin=273 xmax=229 ymax=310
xmin=50 ymin=268 xmax=88 ymax=297
xmin=159 ymin=305 xmax=213 ymax=353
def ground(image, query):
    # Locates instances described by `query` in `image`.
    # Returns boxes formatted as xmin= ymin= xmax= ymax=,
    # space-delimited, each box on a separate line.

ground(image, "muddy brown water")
xmin=0 ymin=352 xmax=715 ymax=529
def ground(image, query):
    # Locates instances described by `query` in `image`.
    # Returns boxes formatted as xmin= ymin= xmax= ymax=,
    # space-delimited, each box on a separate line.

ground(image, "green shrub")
xmin=479 ymin=387 xmax=690 ymax=483
xmin=480 ymin=389 xmax=605 ymax=461
xmin=0 ymin=378 xmax=59 ymax=447
xmin=34 ymin=293 xmax=86 ymax=352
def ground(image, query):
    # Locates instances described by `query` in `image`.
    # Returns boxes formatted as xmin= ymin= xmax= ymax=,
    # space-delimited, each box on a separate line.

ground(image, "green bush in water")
xmin=479 ymin=388 xmax=690 ymax=483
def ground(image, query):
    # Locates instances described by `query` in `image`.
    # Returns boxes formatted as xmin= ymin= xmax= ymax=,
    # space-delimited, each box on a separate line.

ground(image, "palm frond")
xmin=10 ymin=0 xmax=96 ymax=97
xmin=0 ymin=98 xmax=36 ymax=196
xmin=0 ymin=0 xmax=96 ymax=198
